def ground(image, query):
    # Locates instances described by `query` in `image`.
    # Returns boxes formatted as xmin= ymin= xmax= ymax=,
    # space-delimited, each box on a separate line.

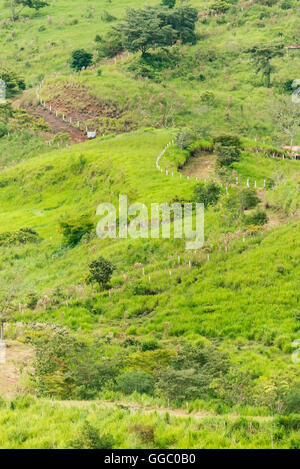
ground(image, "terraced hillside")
xmin=0 ymin=0 xmax=299 ymax=450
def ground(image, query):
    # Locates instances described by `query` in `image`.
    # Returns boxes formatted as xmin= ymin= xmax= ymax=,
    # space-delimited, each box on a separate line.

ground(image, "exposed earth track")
xmin=18 ymin=102 xmax=88 ymax=144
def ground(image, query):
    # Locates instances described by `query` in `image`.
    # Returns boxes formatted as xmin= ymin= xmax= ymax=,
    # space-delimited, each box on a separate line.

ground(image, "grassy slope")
xmin=1 ymin=0 xmax=297 ymax=142
xmin=0 ymin=129 xmax=299 ymax=385
xmin=0 ymin=0 xmax=299 ymax=449
xmin=0 ymin=398 xmax=295 ymax=449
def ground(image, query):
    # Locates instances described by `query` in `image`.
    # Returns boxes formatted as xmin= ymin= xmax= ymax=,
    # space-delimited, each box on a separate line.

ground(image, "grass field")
xmin=0 ymin=0 xmax=299 ymax=450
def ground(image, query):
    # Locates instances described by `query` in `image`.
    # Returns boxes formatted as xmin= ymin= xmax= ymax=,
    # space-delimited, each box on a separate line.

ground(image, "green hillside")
xmin=0 ymin=0 xmax=299 ymax=450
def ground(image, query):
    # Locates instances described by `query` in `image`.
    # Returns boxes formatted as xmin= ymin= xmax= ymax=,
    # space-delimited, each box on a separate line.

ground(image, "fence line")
xmin=156 ymin=141 xmax=268 ymax=189
xmin=36 ymin=84 xmax=97 ymax=140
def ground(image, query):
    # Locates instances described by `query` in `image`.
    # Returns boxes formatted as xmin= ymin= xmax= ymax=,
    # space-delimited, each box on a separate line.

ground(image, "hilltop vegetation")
xmin=0 ymin=0 xmax=299 ymax=449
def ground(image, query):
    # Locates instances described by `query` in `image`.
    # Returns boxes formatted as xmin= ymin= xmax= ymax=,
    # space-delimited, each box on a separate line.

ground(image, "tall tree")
xmin=7 ymin=0 xmax=49 ymax=22
xmin=118 ymin=7 xmax=177 ymax=56
xmin=118 ymin=5 xmax=198 ymax=56
xmin=247 ymin=44 xmax=284 ymax=88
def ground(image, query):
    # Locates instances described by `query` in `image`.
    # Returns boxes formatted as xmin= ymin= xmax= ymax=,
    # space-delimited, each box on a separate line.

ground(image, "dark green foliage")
xmin=193 ymin=182 xmax=222 ymax=207
xmin=0 ymin=122 xmax=8 ymax=138
xmin=8 ymin=0 xmax=49 ymax=22
xmin=0 ymin=102 xmax=14 ymax=124
xmin=60 ymin=215 xmax=93 ymax=246
xmin=32 ymin=330 xmax=120 ymax=399
xmin=70 ymin=422 xmax=115 ymax=449
xmin=225 ymin=189 xmax=260 ymax=224
xmin=0 ymin=228 xmax=41 ymax=246
xmin=0 ymin=68 xmax=25 ymax=97
xmin=162 ymin=0 xmax=176 ymax=7
xmin=282 ymin=385 xmax=300 ymax=414
xmin=87 ymin=256 xmax=115 ymax=289
xmin=130 ymin=424 xmax=155 ymax=444
xmin=213 ymin=134 xmax=242 ymax=168
xmin=276 ymin=415 xmax=300 ymax=431
xmin=213 ymin=369 xmax=256 ymax=406
xmin=96 ymin=32 xmax=124 ymax=59
xmin=101 ymin=10 xmax=117 ymax=23
xmin=213 ymin=134 xmax=242 ymax=148
xmin=215 ymin=144 xmax=241 ymax=167
xmin=211 ymin=1 xmax=231 ymax=13
xmin=116 ymin=371 xmax=155 ymax=395
xmin=157 ymin=346 xmax=229 ymax=402
xmin=280 ymin=0 xmax=293 ymax=9
xmin=141 ymin=339 xmax=159 ymax=352
xmin=239 ymin=188 xmax=260 ymax=210
xmin=175 ymin=128 xmax=195 ymax=150
xmin=26 ymin=292 xmax=39 ymax=310
xmin=70 ymin=49 xmax=93 ymax=71
xmin=244 ymin=210 xmax=268 ymax=226
xmin=118 ymin=5 xmax=198 ymax=56
xmin=265 ymin=178 xmax=275 ymax=189
xmin=119 ymin=7 xmax=176 ymax=56
xmin=158 ymin=4 xmax=199 ymax=45
xmin=247 ymin=43 xmax=284 ymax=88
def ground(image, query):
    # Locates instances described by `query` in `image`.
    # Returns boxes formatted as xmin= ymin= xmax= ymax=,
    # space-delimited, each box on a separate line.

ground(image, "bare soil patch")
xmin=0 ymin=340 xmax=34 ymax=397
xmin=181 ymin=151 xmax=216 ymax=179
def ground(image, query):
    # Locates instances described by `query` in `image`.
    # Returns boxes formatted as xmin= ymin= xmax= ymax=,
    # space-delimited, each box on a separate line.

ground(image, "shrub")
xmin=101 ymin=10 xmax=117 ymax=22
xmin=116 ymin=371 xmax=155 ymax=395
xmin=282 ymin=385 xmax=300 ymax=414
xmin=70 ymin=422 xmax=115 ymax=449
xmin=96 ymin=32 xmax=124 ymax=59
xmin=32 ymin=330 xmax=118 ymax=399
xmin=215 ymin=144 xmax=241 ymax=167
xmin=281 ymin=0 xmax=293 ymax=9
xmin=59 ymin=215 xmax=93 ymax=246
xmin=0 ymin=67 xmax=25 ymax=97
xmin=175 ymin=128 xmax=195 ymax=150
xmin=141 ymin=339 xmax=159 ymax=352
xmin=0 ymin=122 xmax=8 ymax=138
xmin=213 ymin=134 xmax=242 ymax=148
xmin=87 ymin=256 xmax=115 ymax=289
xmin=201 ymin=91 xmax=216 ymax=106
xmin=265 ymin=177 xmax=275 ymax=189
xmin=193 ymin=182 xmax=221 ymax=207
xmin=162 ymin=0 xmax=176 ymax=8
xmin=0 ymin=228 xmax=41 ymax=246
xmin=276 ymin=415 xmax=300 ymax=431
xmin=244 ymin=210 xmax=268 ymax=226
xmin=26 ymin=292 xmax=39 ymax=310
xmin=239 ymin=189 xmax=260 ymax=210
xmin=157 ymin=346 xmax=229 ymax=402
xmin=211 ymin=1 xmax=231 ymax=13
xmin=130 ymin=424 xmax=155 ymax=444
xmin=71 ymin=49 xmax=93 ymax=71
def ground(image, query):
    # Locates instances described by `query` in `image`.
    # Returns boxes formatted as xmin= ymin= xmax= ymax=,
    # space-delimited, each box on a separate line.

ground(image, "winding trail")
xmin=24 ymin=103 xmax=88 ymax=144
xmin=55 ymin=399 xmax=273 ymax=423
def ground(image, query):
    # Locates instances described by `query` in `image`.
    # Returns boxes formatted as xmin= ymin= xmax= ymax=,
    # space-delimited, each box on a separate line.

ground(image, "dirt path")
xmin=56 ymin=399 xmax=273 ymax=423
xmin=0 ymin=340 xmax=33 ymax=397
xmin=181 ymin=152 xmax=216 ymax=179
xmin=22 ymin=104 xmax=88 ymax=144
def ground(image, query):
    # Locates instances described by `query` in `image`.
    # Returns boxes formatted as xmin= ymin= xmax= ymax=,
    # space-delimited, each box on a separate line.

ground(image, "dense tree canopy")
xmin=118 ymin=5 xmax=198 ymax=56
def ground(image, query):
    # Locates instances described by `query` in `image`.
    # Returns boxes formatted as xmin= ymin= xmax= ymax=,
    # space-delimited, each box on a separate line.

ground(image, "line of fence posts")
xmin=156 ymin=141 xmax=270 ymax=189
xmin=36 ymin=84 xmax=98 ymax=139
